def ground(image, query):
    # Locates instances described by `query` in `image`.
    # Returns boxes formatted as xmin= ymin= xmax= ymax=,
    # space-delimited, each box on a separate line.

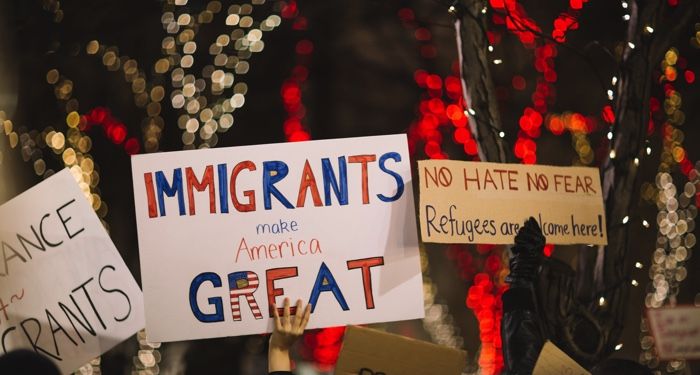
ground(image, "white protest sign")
xmin=0 ymin=169 xmax=145 ymax=374
xmin=647 ymin=306 xmax=700 ymax=360
xmin=131 ymin=134 xmax=424 ymax=342
xmin=418 ymin=160 xmax=607 ymax=245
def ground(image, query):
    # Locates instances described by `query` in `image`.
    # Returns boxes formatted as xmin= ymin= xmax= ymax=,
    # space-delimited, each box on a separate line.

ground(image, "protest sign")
xmin=131 ymin=134 xmax=423 ymax=342
xmin=335 ymin=325 xmax=467 ymax=375
xmin=0 ymin=169 xmax=145 ymax=374
xmin=418 ymin=160 xmax=607 ymax=245
xmin=647 ymin=306 xmax=700 ymax=360
xmin=533 ymin=341 xmax=590 ymax=375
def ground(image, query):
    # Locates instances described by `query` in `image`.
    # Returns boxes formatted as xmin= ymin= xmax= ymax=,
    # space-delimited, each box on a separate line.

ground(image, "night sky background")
xmin=0 ymin=0 xmax=698 ymax=374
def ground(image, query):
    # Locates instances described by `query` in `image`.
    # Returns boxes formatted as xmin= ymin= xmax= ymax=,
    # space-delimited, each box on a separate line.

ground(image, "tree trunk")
xmin=455 ymin=0 xmax=507 ymax=163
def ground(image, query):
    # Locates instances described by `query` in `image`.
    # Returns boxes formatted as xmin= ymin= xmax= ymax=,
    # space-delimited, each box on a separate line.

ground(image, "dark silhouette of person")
xmin=0 ymin=349 xmax=61 ymax=375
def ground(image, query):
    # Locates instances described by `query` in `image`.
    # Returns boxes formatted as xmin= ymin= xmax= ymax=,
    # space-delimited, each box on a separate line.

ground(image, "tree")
xmin=451 ymin=0 xmax=700 ymax=370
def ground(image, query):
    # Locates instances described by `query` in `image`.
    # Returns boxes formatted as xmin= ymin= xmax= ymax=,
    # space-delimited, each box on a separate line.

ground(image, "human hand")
xmin=506 ymin=217 xmax=546 ymax=285
xmin=268 ymin=298 xmax=311 ymax=372
xmin=513 ymin=217 xmax=546 ymax=255
xmin=270 ymin=298 xmax=312 ymax=350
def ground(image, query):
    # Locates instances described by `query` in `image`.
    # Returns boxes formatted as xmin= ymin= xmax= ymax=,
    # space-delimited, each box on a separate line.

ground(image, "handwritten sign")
xmin=647 ymin=306 xmax=700 ymax=360
xmin=131 ymin=135 xmax=424 ymax=342
xmin=418 ymin=160 xmax=607 ymax=245
xmin=533 ymin=341 xmax=590 ymax=375
xmin=335 ymin=325 xmax=466 ymax=375
xmin=0 ymin=169 xmax=145 ymax=374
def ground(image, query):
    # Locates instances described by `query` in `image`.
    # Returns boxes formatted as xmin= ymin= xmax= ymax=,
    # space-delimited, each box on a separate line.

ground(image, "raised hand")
xmin=268 ymin=298 xmax=312 ymax=373
xmin=506 ymin=217 xmax=546 ymax=285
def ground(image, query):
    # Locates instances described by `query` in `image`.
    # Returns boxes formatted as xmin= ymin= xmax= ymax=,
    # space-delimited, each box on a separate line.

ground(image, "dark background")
xmin=0 ymin=0 xmax=698 ymax=374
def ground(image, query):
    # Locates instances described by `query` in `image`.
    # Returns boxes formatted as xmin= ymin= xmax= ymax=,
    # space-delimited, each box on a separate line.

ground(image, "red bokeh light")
xmin=124 ymin=138 xmax=140 ymax=155
xmin=296 ymin=40 xmax=314 ymax=55
xmin=685 ymin=70 xmax=695 ymax=83
xmin=512 ymin=75 xmax=526 ymax=90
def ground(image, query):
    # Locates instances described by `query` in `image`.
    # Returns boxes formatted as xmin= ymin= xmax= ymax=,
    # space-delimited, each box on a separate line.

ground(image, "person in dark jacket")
xmin=502 ymin=217 xmax=652 ymax=375
xmin=268 ymin=297 xmax=312 ymax=375
xmin=0 ymin=349 xmax=61 ymax=375
xmin=501 ymin=217 xmax=547 ymax=374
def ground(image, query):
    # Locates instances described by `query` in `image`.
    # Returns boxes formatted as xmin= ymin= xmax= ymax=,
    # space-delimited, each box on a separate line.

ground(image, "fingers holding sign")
xmin=269 ymin=298 xmax=312 ymax=372
xmin=270 ymin=298 xmax=312 ymax=348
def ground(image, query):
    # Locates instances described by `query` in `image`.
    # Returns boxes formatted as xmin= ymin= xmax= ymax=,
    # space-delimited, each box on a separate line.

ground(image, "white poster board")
xmin=131 ymin=134 xmax=424 ymax=342
xmin=647 ymin=306 xmax=700 ymax=360
xmin=0 ymin=169 xmax=145 ymax=374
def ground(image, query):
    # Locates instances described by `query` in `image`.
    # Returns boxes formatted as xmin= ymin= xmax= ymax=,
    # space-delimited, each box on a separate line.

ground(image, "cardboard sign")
xmin=0 ymin=169 xmax=145 ymax=374
xmin=131 ymin=135 xmax=424 ymax=342
xmin=647 ymin=306 xmax=700 ymax=360
xmin=335 ymin=325 xmax=467 ymax=375
xmin=533 ymin=341 xmax=590 ymax=375
xmin=418 ymin=160 xmax=607 ymax=245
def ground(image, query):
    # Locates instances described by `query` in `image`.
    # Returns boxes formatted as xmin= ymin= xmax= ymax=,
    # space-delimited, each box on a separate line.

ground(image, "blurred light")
xmin=628 ymin=42 xmax=636 ymax=49
xmin=607 ymin=90 xmax=614 ymax=100
xmin=622 ymin=1 xmax=628 ymax=8
xmin=623 ymin=14 xmax=631 ymax=21
xmin=642 ymin=220 xmax=649 ymax=228
xmin=493 ymin=59 xmax=502 ymax=64
xmin=645 ymin=25 xmax=654 ymax=34
xmin=622 ymin=215 xmax=629 ymax=224
xmin=632 ymin=279 xmax=639 ymax=286
xmin=607 ymin=131 xmax=613 ymax=140
xmin=635 ymin=262 xmax=644 ymax=269
xmin=615 ymin=343 xmax=623 ymax=351
xmin=499 ymin=131 xmax=505 ymax=138
xmin=646 ymin=146 xmax=652 ymax=155
xmin=612 ymin=76 xmax=618 ymax=85
xmin=610 ymin=150 xmax=616 ymax=159
xmin=598 ymin=297 xmax=605 ymax=306
xmin=488 ymin=45 xmax=494 ymax=52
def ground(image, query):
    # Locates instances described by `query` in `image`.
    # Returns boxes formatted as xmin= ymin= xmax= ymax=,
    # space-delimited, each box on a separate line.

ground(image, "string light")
xmin=612 ymin=76 xmax=618 ymax=85
xmin=598 ymin=297 xmax=606 ymax=306
xmin=610 ymin=149 xmax=617 ymax=159
xmin=467 ymin=108 xmax=476 ymax=116
xmin=635 ymin=262 xmax=644 ymax=269
xmin=628 ymin=41 xmax=636 ymax=49
xmin=622 ymin=215 xmax=629 ymax=224
xmin=281 ymin=16 xmax=312 ymax=142
xmin=499 ymin=131 xmax=505 ymax=138
xmin=607 ymin=89 xmax=614 ymax=100
xmin=162 ymin=0 xmax=282 ymax=150
xmin=642 ymin=220 xmax=649 ymax=228
xmin=488 ymin=45 xmax=494 ymax=52
xmin=645 ymin=25 xmax=655 ymax=34
xmin=607 ymin=131 xmax=613 ymax=140
xmin=615 ymin=343 xmax=624 ymax=351
xmin=621 ymin=1 xmax=628 ymax=8
xmin=631 ymin=279 xmax=639 ymax=286
xmin=422 ymin=247 xmax=465 ymax=350
xmin=493 ymin=59 xmax=503 ymax=64
xmin=623 ymin=14 xmax=631 ymax=21
xmin=404 ymin=11 xmax=478 ymax=160
xmin=639 ymin=47 xmax=698 ymax=373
